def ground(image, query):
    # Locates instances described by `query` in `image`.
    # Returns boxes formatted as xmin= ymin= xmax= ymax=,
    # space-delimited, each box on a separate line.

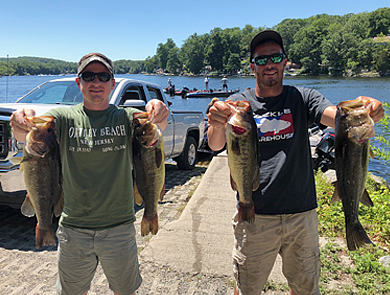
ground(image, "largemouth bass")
xmin=132 ymin=111 xmax=165 ymax=236
xmin=332 ymin=96 xmax=375 ymax=251
xmin=20 ymin=116 xmax=63 ymax=249
xmin=224 ymin=99 xmax=260 ymax=223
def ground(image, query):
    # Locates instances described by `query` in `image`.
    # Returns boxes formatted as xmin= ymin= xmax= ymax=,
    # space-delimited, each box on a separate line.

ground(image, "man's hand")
xmin=365 ymin=96 xmax=385 ymax=123
xmin=10 ymin=108 xmax=36 ymax=143
xmin=206 ymin=100 xmax=232 ymax=151
xmin=207 ymin=100 xmax=232 ymax=129
xmin=146 ymin=99 xmax=169 ymax=131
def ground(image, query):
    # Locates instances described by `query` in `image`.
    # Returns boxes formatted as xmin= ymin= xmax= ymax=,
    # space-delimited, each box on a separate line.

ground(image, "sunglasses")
xmin=252 ymin=53 xmax=285 ymax=66
xmin=79 ymin=72 xmax=113 ymax=82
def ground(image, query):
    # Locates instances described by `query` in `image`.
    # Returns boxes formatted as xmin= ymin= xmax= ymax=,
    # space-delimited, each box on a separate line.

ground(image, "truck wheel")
xmin=175 ymin=136 xmax=197 ymax=170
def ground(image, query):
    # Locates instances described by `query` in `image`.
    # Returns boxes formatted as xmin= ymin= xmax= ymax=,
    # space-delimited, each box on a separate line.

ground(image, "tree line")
xmin=1 ymin=7 xmax=389 ymax=77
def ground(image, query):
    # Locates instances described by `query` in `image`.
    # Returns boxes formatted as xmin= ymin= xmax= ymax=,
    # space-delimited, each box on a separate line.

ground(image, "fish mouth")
xmin=339 ymin=96 xmax=372 ymax=115
xmin=226 ymin=100 xmax=252 ymax=136
xmin=338 ymin=97 xmax=375 ymax=142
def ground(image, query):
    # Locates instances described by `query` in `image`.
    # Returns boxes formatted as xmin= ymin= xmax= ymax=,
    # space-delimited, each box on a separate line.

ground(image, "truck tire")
xmin=175 ymin=136 xmax=197 ymax=170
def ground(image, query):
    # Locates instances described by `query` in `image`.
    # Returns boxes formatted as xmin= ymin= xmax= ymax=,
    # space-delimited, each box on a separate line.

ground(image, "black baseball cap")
xmin=250 ymin=30 xmax=286 ymax=62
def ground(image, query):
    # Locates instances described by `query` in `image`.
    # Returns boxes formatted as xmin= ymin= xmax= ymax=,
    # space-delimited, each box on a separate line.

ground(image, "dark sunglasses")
xmin=252 ymin=53 xmax=285 ymax=66
xmin=79 ymin=72 xmax=113 ymax=82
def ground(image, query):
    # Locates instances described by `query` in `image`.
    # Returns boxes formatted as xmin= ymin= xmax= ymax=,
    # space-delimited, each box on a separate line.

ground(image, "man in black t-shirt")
xmin=207 ymin=30 xmax=384 ymax=295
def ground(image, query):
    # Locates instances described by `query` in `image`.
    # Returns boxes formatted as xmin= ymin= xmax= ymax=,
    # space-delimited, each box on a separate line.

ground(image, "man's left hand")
xmin=146 ymin=99 xmax=169 ymax=131
xmin=365 ymin=96 xmax=385 ymax=123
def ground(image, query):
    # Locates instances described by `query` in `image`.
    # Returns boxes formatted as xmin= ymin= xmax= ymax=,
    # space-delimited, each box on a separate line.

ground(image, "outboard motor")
xmin=314 ymin=130 xmax=336 ymax=172
xmin=181 ymin=86 xmax=189 ymax=99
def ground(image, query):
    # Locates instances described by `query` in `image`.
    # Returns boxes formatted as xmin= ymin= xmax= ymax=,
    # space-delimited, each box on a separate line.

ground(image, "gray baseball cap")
xmin=77 ymin=53 xmax=114 ymax=75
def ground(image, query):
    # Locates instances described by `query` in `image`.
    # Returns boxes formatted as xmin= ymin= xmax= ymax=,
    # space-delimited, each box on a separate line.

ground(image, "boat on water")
xmin=184 ymin=88 xmax=239 ymax=99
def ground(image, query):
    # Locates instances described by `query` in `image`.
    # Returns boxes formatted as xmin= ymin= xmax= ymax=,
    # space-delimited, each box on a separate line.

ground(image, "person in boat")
xmin=221 ymin=76 xmax=228 ymax=91
xmin=205 ymin=75 xmax=210 ymax=92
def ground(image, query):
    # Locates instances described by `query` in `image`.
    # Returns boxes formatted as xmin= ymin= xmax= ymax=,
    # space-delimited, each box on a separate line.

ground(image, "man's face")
xmin=76 ymin=62 xmax=115 ymax=110
xmin=250 ymin=42 xmax=286 ymax=90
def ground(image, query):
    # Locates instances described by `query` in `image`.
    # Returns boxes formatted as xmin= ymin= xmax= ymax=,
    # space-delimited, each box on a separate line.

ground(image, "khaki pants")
xmin=233 ymin=209 xmax=321 ymax=295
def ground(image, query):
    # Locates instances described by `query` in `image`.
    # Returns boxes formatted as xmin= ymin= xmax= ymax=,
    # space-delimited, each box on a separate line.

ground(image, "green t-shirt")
xmin=46 ymin=104 xmax=139 ymax=230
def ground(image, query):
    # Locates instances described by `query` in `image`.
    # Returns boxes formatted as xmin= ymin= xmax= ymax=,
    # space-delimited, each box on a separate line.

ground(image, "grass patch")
xmin=316 ymin=171 xmax=390 ymax=294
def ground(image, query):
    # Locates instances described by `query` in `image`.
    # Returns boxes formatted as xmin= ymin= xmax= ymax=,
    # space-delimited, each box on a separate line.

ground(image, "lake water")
xmin=0 ymin=74 xmax=389 ymax=183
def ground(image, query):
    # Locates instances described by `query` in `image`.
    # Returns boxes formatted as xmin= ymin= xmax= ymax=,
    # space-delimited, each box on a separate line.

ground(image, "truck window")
xmin=18 ymin=81 xmax=83 ymax=105
xmin=147 ymin=87 xmax=164 ymax=103
xmin=119 ymin=86 xmax=147 ymax=105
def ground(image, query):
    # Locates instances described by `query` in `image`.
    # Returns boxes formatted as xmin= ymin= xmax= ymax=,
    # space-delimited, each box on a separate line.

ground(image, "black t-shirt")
xmin=229 ymin=85 xmax=333 ymax=214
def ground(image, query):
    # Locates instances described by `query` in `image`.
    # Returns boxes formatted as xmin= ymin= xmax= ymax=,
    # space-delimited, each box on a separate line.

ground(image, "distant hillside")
xmin=0 ymin=56 xmax=76 ymax=65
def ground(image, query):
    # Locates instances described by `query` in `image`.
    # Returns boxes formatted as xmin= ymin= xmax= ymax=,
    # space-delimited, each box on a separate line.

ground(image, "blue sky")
xmin=1 ymin=0 xmax=388 ymax=62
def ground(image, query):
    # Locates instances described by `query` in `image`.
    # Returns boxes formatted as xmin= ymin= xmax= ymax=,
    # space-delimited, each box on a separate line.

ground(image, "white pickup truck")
xmin=0 ymin=77 xmax=207 ymax=208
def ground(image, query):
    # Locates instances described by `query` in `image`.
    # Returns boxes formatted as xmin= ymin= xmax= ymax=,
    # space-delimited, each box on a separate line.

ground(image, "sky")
xmin=1 ymin=0 xmax=389 ymax=63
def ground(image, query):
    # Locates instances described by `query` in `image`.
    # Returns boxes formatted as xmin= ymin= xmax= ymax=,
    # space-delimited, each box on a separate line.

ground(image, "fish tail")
xmin=238 ymin=202 xmax=255 ymax=223
xmin=141 ymin=213 xmax=159 ymax=236
xmin=35 ymin=225 xmax=56 ymax=249
xmin=346 ymin=221 xmax=373 ymax=251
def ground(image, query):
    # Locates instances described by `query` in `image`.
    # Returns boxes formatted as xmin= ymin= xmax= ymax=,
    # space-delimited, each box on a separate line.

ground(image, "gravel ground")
xmin=0 ymin=157 xmax=288 ymax=295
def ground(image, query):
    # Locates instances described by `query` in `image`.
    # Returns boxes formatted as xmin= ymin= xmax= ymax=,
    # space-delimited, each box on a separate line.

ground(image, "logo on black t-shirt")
xmin=254 ymin=109 xmax=294 ymax=142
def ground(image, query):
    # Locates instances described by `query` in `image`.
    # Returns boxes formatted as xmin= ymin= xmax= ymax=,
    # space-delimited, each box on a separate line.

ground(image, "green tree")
xmin=0 ymin=62 xmax=14 ymax=76
xmin=240 ymin=25 xmax=266 ymax=63
xmin=156 ymin=38 xmax=176 ymax=70
xmin=368 ymin=7 xmax=390 ymax=37
xmin=225 ymin=53 xmax=241 ymax=73
xmin=144 ymin=56 xmax=159 ymax=73
xmin=166 ymin=46 xmax=182 ymax=74
xmin=205 ymin=28 xmax=226 ymax=71
xmin=277 ymin=18 xmax=307 ymax=58
xmin=290 ymin=17 xmax=330 ymax=74
xmin=180 ymin=33 xmax=205 ymax=74
xmin=373 ymin=44 xmax=390 ymax=74
xmin=321 ymin=23 xmax=344 ymax=74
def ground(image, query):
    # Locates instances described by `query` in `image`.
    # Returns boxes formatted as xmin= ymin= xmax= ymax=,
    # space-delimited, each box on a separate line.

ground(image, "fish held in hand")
xmin=224 ymin=99 xmax=260 ymax=223
xmin=20 ymin=116 xmax=63 ymax=249
xmin=332 ymin=96 xmax=375 ymax=251
xmin=132 ymin=111 xmax=165 ymax=236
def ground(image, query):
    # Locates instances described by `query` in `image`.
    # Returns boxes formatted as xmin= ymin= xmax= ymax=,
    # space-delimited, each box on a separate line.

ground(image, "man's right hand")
xmin=206 ymin=100 xmax=232 ymax=151
xmin=10 ymin=108 xmax=36 ymax=143
xmin=207 ymin=100 xmax=232 ymax=129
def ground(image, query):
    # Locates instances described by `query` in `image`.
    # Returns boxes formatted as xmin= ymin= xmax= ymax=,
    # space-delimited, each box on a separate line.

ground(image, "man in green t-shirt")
xmin=10 ymin=52 xmax=169 ymax=295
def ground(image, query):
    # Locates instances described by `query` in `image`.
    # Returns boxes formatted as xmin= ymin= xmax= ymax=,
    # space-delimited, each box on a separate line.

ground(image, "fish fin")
xmin=346 ymin=220 xmax=373 ymax=251
xmin=330 ymin=183 xmax=341 ymax=203
xmin=20 ymin=149 xmax=32 ymax=166
xmin=360 ymin=189 xmax=374 ymax=207
xmin=53 ymin=190 xmax=64 ymax=217
xmin=238 ymin=202 xmax=255 ymax=223
xmin=230 ymin=175 xmax=238 ymax=191
xmin=159 ymin=183 xmax=165 ymax=202
xmin=252 ymin=168 xmax=260 ymax=191
xmin=155 ymin=147 xmax=163 ymax=168
xmin=369 ymin=147 xmax=375 ymax=159
xmin=10 ymin=156 xmax=24 ymax=165
xmin=133 ymin=180 xmax=144 ymax=206
xmin=35 ymin=225 xmax=56 ymax=249
xmin=20 ymin=163 xmax=25 ymax=174
xmin=141 ymin=213 xmax=159 ymax=236
xmin=21 ymin=194 xmax=35 ymax=217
